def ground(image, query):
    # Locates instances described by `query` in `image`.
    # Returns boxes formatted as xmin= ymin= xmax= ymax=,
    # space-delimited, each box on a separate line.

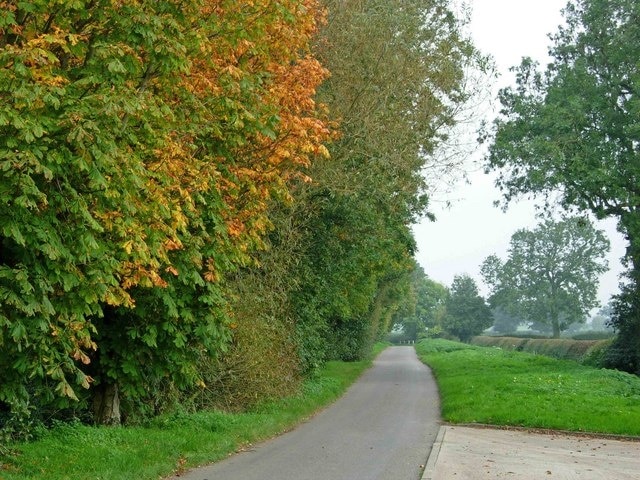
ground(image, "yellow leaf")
xmin=122 ymin=240 xmax=134 ymax=254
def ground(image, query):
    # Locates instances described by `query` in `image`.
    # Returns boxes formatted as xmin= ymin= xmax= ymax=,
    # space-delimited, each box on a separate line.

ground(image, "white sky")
xmin=412 ymin=0 xmax=628 ymax=306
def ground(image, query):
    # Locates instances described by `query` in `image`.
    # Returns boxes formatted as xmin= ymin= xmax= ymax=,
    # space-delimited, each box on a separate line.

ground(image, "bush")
xmin=415 ymin=338 xmax=478 ymax=354
xmin=470 ymin=336 xmax=611 ymax=364
xmin=472 ymin=336 xmax=528 ymax=350
xmin=571 ymin=331 xmax=615 ymax=340
xmin=172 ymin=251 xmax=305 ymax=413
xmin=195 ymin=317 xmax=301 ymax=412
xmin=604 ymin=333 xmax=640 ymax=376
xmin=581 ymin=339 xmax=614 ymax=367
xmin=483 ymin=331 xmax=550 ymax=339
xmin=326 ymin=316 xmax=373 ymax=362
xmin=604 ymin=282 xmax=640 ymax=376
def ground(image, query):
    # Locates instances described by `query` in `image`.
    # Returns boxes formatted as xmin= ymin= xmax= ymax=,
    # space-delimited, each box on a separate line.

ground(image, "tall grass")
xmin=0 ymin=345 xmax=387 ymax=480
xmin=416 ymin=339 xmax=640 ymax=436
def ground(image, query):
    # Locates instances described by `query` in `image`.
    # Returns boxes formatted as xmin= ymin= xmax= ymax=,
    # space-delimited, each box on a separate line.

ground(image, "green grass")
xmin=0 ymin=346 xmax=386 ymax=480
xmin=415 ymin=339 xmax=640 ymax=436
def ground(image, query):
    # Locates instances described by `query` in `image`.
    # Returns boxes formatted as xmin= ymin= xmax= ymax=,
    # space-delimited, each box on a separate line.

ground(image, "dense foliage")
xmin=0 ymin=0 xmax=330 ymax=427
xmin=481 ymin=217 xmax=609 ymax=338
xmin=233 ymin=0 xmax=484 ymax=374
xmin=289 ymin=0 xmax=483 ymax=363
xmin=0 ymin=0 xmax=483 ymax=434
xmin=483 ymin=0 xmax=640 ymax=371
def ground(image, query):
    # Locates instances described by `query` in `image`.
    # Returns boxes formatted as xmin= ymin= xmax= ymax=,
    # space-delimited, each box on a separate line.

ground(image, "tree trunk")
xmin=552 ymin=319 xmax=561 ymax=339
xmin=93 ymin=382 xmax=121 ymax=425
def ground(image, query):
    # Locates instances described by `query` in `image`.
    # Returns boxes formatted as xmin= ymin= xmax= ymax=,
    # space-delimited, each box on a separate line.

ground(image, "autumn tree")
xmin=1 ymin=0 xmax=198 ymax=425
xmin=481 ymin=217 xmax=609 ymax=338
xmin=0 ymin=0 xmax=330 ymax=426
xmin=483 ymin=0 xmax=640 ymax=368
xmin=92 ymin=0 xmax=331 ymax=424
xmin=443 ymin=275 xmax=492 ymax=342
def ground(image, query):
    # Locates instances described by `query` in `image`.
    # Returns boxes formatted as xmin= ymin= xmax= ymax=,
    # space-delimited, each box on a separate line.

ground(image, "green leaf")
xmin=11 ymin=322 xmax=27 ymax=342
xmin=107 ymin=59 xmax=127 ymax=74
xmin=3 ymin=222 xmax=26 ymax=246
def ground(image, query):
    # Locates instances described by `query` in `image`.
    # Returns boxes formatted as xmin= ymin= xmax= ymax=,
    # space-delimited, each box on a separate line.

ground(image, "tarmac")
xmin=422 ymin=425 xmax=640 ymax=479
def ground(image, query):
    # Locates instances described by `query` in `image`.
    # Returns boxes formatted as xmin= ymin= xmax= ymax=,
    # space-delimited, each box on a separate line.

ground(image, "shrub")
xmin=470 ymin=336 xmax=611 ymax=364
xmin=604 ymin=282 xmax=640 ymax=376
xmin=191 ymin=275 xmax=301 ymax=412
xmin=571 ymin=331 xmax=615 ymax=340
xmin=415 ymin=338 xmax=477 ymax=354
xmin=581 ymin=339 xmax=614 ymax=368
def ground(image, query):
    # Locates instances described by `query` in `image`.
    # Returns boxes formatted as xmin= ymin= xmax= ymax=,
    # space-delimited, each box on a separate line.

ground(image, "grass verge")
xmin=0 ymin=344 xmax=387 ymax=480
xmin=415 ymin=339 xmax=640 ymax=437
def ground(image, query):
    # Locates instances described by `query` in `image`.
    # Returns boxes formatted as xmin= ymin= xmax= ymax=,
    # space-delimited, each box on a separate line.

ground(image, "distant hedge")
xmin=570 ymin=331 xmax=615 ymax=340
xmin=470 ymin=336 xmax=613 ymax=365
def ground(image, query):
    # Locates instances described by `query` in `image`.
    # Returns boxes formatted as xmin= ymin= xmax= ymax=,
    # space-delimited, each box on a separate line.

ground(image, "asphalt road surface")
xmin=170 ymin=346 xmax=441 ymax=480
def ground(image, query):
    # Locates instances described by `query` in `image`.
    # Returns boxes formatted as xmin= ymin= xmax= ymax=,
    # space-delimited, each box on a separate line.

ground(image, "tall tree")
xmin=482 ymin=0 xmax=640 ymax=366
xmin=481 ymin=217 xmax=609 ymax=338
xmin=443 ymin=274 xmax=492 ymax=342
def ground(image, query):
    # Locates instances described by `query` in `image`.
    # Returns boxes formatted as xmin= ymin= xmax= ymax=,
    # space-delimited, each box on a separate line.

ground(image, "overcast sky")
xmin=412 ymin=0 xmax=627 ymax=306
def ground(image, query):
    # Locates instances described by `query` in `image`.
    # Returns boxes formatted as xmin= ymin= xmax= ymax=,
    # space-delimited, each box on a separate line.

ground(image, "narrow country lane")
xmin=169 ymin=346 xmax=440 ymax=480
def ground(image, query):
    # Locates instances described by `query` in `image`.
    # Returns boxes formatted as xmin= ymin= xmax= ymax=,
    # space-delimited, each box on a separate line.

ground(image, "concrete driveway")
xmin=423 ymin=425 xmax=640 ymax=479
